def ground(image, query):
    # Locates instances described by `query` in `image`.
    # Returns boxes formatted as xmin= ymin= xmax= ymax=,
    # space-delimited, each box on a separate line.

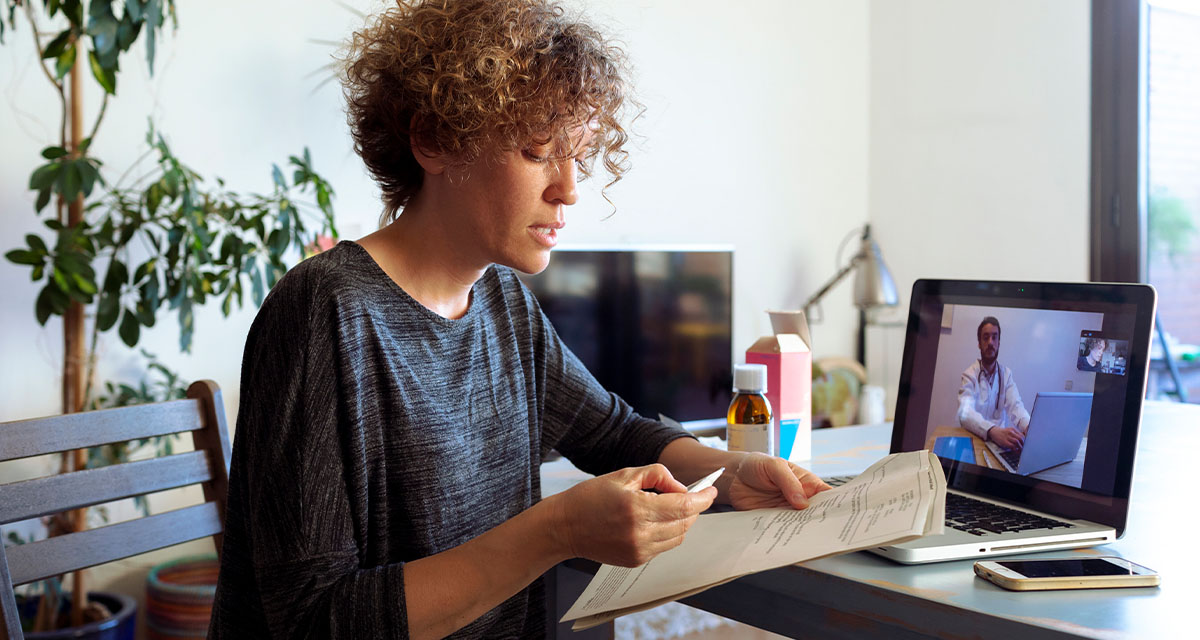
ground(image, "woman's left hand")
xmin=727 ymin=453 xmax=832 ymax=510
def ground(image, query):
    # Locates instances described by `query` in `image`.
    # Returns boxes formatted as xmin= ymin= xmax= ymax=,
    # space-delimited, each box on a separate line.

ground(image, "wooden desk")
xmin=545 ymin=402 xmax=1200 ymax=639
xmin=923 ymin=426 xmax=1089 ymax=488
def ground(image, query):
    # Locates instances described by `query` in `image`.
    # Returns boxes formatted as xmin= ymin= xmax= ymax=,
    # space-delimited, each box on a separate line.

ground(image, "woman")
xmin=208 ymin=1 xmax=829 ymax=638
xmin=1078 ymin=337 xmax=1106 ymax=372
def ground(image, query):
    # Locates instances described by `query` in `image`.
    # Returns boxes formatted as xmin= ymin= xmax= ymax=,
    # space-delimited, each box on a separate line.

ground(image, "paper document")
xmin=562 ymin=450 xmax=946 ymax=630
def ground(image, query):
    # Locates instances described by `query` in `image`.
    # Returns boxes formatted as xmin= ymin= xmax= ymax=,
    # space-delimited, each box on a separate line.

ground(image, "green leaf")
xmin=104 ymin=258 xmax=128 ymax=291
xmin=26 ymin=235 xmax=48 ymax=254
xmin=78 ymin=160 xmax=99 ymax=197
xmin=267 ymin=229 xmax=288 ymax=254
xmin=178 ymin=298 xmax=193 ymax=353
xmin=87 ymin=7 xmax=119 ymax=58
xmin=41 ymin=30 xmax=72 ymax=59
xmin=71 ymin=270 xmax=98 ymax=296
xmin=55 ymin=43 xmax=77 ymax=80
xmin=65 ymin=0 xmax=84 ymax=27
xmin=146 ymin=182 xmax=163 ymax=214
xmin=271 ymin=164 xmax=286 ymax=190
xmin=36 ymin=286 xmax=55 ymax=325
xmin=125 ymin=0 xmax=143 ymax=23
xmin=41 ymin=146 xmax=68 ymax=160
xmin=52 ymin=266 xmax=70 ymax=292
xmin=136 ymin=299 xmax=155 ymax=327
xmin=251 ymin=266 xmax=265 ymax=306
xmin=5 ymin=250 xmax=43 ymax=266
xmin=29 ymin=162 xmax=62 ymax=191
xmin=88 ymin=49 xmax=117 ymax=94
xmin=46 ymin=280 xmax=71 ymax=315
xmin=116 ymin=13 xmax=141 ymax=52
xmin=134 ymin=258 xmax=156 ymax=283
xmin=119 ymin=309 xmax=140 ymax=347
xmin=57 ymin=160 xmax=82 ymax=202
xmin=145 ymin=0 xmax=161 ymax=73
xmin=35 ymin=188 xmax=52 ymax=213
xmin=141 ymin=274 xmax=160 ymax=314
xmin=97 ymin=290 xmax=120 ymax=331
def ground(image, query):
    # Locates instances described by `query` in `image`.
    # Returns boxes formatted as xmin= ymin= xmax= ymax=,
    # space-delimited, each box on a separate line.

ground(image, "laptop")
xmin=866 ymin=279 xmax=1156 ymax=564
xmin=985 ymin=391 xmax=1093 ymax=475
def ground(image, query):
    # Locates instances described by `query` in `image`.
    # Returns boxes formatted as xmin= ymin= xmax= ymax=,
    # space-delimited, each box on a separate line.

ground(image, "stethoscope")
xmin=979 ymin=359 xmax=1003 ymax=417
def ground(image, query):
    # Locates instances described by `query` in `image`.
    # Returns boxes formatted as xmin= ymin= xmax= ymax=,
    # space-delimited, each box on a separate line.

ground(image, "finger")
xmin=650 ymin=489 xmax=716 ymax=521
xmin=798 ymin=470 xmax=833 ymax=494
xmin=643 ymin=514 xmax=698 ymax=544
xmin=636 ymin=464 xmax=688 ymax=494
xmin=764 ymin=461 xmax=812 ymax=509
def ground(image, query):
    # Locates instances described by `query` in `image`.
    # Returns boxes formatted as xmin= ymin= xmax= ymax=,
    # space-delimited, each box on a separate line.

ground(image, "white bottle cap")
xmin=733 ymin=363 xmax=768 ymax=393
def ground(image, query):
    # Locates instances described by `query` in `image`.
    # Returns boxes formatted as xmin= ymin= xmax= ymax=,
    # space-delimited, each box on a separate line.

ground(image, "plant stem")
xmin=65 ymin=43 xmax=88 ymax=629
xmin=20 ymin=1 xmax=67 ymax=145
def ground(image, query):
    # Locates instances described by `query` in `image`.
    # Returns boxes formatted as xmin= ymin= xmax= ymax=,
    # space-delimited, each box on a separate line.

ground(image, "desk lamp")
xmin=803 ymin=224 xmax=899 ymax=364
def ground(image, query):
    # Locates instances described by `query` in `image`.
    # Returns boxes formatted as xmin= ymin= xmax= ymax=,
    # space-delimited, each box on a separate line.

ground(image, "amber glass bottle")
xmin=727 ymin=364 xmax=772 ymax=454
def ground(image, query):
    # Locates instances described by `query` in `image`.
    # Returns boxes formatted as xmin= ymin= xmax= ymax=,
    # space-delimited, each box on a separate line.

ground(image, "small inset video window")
xmin=1078 ymin=331 xmax=1130 ymax=376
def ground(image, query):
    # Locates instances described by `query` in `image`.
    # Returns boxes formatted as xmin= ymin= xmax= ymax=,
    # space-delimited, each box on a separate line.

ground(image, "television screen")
xmin=517 ymin=247 xmax=734 ymax=422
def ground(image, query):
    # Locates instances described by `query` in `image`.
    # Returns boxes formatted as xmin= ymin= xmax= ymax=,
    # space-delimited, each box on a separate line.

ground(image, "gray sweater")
xmin=207 ymin=242 xmax=690 ymax=639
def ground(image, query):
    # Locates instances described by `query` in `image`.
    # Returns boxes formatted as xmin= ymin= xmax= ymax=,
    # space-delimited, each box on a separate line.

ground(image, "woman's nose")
xmin=545 ymin=160 xmax=578 ymax=206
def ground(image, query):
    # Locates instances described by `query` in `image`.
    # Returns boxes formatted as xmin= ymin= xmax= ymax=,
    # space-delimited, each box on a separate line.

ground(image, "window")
xmin=1092 ymin=0 xmax=1200 ymax=400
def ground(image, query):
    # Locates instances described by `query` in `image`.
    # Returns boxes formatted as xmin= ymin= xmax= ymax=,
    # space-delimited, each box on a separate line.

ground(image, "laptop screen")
xmin=891 ymin=280 xmax=1157 ymax=535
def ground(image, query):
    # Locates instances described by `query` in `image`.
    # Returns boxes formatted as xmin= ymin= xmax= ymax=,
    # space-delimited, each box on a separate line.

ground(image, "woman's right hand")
xmin=549 ymin=464 xmax=717 ymax=567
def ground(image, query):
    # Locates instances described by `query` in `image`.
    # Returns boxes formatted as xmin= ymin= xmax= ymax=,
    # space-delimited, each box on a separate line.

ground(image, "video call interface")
xmin=897 ymin=298 xmax=1140 ymax=498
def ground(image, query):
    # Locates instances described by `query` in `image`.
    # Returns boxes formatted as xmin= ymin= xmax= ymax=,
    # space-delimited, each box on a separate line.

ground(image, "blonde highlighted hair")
xmin=341 ymin=0 xmax=637 ymax=223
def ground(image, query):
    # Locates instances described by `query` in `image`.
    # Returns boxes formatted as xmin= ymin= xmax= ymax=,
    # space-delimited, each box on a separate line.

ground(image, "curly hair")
xmin=341 ymin=0 xmax=636 ymax=223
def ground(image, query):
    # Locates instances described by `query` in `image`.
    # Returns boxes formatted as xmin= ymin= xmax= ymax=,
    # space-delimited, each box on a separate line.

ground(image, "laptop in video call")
xmin=867 ymin=279 xmax=1157 ymax=564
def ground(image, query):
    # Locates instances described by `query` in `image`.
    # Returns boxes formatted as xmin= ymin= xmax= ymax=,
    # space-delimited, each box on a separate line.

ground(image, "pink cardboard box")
xmin=746 ymin=332 xmax=812 ymax=462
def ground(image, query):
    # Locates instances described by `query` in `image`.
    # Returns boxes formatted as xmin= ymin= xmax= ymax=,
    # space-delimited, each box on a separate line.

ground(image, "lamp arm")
xmin=803 ymin=256 xmax=862 ymax=315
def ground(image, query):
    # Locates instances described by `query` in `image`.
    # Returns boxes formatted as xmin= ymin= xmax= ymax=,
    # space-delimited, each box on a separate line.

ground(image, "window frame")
xmin=1090 ymin=0 xmax=1148 ymax=284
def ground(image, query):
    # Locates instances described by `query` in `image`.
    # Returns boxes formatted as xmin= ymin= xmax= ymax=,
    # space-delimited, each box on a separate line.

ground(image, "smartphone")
xmin=973 ymin=556 xmax=1160 ymax=591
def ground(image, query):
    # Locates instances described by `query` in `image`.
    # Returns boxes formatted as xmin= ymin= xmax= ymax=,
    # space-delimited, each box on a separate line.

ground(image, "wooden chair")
xmin=0 ymin=380 xmax=231 ymax=639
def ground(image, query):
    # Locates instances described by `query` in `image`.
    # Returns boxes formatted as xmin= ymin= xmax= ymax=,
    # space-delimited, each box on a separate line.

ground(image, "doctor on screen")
xmin=958 ymin=316 xmax=1031 ymax=451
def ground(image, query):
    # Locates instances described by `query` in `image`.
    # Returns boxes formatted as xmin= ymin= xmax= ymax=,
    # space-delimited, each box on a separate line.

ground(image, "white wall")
xmin=866 ymin=0 xmax=1092 ymax=415
xmin=0 ymin=1 xmax=870 ymax=434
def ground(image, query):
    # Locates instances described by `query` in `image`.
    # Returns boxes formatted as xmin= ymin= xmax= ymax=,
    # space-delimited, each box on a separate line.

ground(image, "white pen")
xmin=686 ymin=466 xmax=725 ymax=493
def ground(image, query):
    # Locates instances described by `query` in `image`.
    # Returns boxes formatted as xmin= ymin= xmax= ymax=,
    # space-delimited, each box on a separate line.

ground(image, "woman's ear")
xmin=411 ymin=139 xmax=448 ymax=176
xmin=409 ymin=115 xmax=447 ymax=176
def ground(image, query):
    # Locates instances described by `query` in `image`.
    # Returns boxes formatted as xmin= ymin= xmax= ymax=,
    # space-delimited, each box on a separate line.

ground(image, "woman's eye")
xmin=523 ymin=149 xmax=549 ymax=162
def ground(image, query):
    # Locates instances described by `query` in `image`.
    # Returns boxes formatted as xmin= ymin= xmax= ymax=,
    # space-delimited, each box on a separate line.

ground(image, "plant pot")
xmin=17 ymin=591 xmax=137 ymax=640
xmin=145 ymin=555 xmax=219 ymax=640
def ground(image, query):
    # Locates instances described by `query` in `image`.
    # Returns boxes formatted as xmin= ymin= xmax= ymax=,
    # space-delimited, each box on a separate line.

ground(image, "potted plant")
xmin=1 ymin=0 xmax=337 ymax=633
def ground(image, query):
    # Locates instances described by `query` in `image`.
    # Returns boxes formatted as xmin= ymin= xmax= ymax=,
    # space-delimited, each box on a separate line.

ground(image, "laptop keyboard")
xmin=996 ymin=448 xmax=1021 ymax=470
xmin=822 ymin=476 xmax=1077 ymax=537
xmin=945 ymin=492 xmax=1076 ymax=536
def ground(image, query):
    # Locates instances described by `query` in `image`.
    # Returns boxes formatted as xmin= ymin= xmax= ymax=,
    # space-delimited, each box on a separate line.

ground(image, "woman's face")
xmin=439 ymin=128 xmax=593 ymax=275
xmin=1090 ymin=340 xmax=1106 ymax=359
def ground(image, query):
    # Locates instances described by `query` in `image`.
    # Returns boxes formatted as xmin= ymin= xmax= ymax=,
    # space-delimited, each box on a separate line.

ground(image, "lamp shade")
xmin=851 ymin=232 xmax=899 ymax=309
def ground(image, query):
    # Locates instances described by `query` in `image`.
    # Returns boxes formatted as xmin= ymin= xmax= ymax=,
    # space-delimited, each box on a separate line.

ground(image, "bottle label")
xmin=727 ymin=421 xmax=771 ymax=454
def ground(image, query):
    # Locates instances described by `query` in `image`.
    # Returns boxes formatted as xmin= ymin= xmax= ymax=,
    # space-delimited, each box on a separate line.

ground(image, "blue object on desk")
xmin=932 ymin=436 xmax=975 ymax=464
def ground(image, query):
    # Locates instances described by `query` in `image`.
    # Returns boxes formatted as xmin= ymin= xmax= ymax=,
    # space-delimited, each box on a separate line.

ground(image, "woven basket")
xmin=145 ymin=555 xmax=219 ymax=640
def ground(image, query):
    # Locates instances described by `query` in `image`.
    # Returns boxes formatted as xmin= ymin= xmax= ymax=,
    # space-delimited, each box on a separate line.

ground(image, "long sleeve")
xmin=1001 ymin=367 xmax=1031 ymax=433
xmin=957 ymin=368 xmax=993 ymax=439
xmin=209 ymin=265 xmax=409 ymax=639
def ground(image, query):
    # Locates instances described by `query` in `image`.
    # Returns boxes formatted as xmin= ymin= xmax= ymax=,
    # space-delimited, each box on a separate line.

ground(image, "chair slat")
xmin=0 ymin=550 xmax=20 ymax=640
xmin=0 ymin=451 xmax=214 ymax=524
xmin=6 ymin=503 xmax=222 ymax=587
xmin=0 ymin=399 xmax=205 ymax=462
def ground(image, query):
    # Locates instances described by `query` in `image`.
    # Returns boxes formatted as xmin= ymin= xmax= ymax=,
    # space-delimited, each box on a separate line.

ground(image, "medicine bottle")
xmin=727 ymin=364 xmax=772 ymax=454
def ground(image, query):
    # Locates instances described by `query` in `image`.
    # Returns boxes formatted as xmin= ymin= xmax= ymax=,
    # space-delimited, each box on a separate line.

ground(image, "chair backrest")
xmin=0 ymin=380 xmax=231 ymax=640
